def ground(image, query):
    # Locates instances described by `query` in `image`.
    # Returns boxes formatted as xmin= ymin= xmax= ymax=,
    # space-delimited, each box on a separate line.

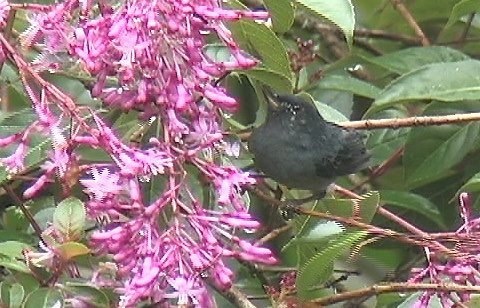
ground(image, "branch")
xmin=312 ymin=282 xmax=480 ymax=306
xmin=390 ymin=0 xmax=430 ymax=46
xmin=250 ymin=186 xmax=456 ymax=257
xmin=207 ymin=278 xmax=257 ymax=308
xmin=340 ymin=112 xmax=480 ymax=129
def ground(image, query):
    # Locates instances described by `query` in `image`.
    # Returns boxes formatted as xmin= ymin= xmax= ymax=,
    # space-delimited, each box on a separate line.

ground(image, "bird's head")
xmin=263 ymin=91 xmax=323 ymax=122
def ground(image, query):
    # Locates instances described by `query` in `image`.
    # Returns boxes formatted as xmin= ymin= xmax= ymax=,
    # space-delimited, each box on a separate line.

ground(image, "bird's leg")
xmin=279 ymin=193 xmax=325 ymax=220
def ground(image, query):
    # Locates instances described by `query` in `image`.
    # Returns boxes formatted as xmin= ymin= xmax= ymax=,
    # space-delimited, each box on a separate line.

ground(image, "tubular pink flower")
xmin=6 ymin=0 xmax=274 ymax=306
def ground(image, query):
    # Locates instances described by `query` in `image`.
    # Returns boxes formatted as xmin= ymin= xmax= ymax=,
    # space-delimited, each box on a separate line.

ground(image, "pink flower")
xmin=80 ymin=168 xmax=123 ymax=201
xmin=0 ymin=0 xmax=10 ymax=28
xmin=4 ymin=0 xmax=273 ymax=306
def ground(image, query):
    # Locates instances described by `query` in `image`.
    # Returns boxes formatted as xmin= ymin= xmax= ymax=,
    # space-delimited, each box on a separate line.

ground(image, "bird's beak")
xmin=262 ymin=88 xmax=280 ymax=110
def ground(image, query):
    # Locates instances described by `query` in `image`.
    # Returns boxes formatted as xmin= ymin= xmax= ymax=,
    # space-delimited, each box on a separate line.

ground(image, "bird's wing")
xmin=315 ymin=126 xmax=370 ymax=177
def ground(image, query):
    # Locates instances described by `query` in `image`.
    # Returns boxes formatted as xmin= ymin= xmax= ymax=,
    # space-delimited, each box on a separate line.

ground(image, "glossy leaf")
xmin=23 ymin=288 xmax=63 ymax=308
xmin=312 ymin=99 xmax=350 ymax=123
xmin=322 ymin=192 xmax=380 ymax=223
xmin=53 ymin=197 xmax=86 ymax=241
xmin=0 ymin=241 xmax=32 ymax=258
xmin=458 ymin=172 xmax=480 ymax=195
xmin=296 ymin=231 xmax=367 ymax=299
xmin=264 ymin=0 xmax=294 ymax=33
xmin=445 ymin=0 xmax=480 ymax=28
xmin=298 ymin=221 xmax=344 ymax=243
xmin=230 ymin=20 xmax=293 ymax=80
xmin=404 ymin=103 xmax=480 ymax=188
xmin=294 ymin=0 xmax=355 ymax=47
xmin=369 ymin=60 xmax=480 ymax=114
xmin=315 ymin=73 xmax=381 ymax=99
xmin=239 ymin=68 xmax=293 ymax=93
xmin=56 ymin=242 xmax=91 ymax=260
xmin=8 ymin=283 xmax=24 ymax=308
xmin=380 ymin=190 xmax=446 ymax=228
xmin=0 ymin=257 xmax=30 ymax=273
xmin=364 ymin=46 xmax=470 ymax=75
xmin=366 ymin=109 xmax=410 ymax=165
xmin=64 ymin=283 xmax=110 ymax=307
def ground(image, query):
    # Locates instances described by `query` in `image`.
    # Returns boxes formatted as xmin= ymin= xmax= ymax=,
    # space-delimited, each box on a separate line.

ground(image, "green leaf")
xmin=466 ymin=295 xmax=480 ymax=307
xmin=369 ymin=60 xmax=480 ymax=115
xmin=64 ymin=283 xmax=110 ymax=307
xmin=0 ymin=254 xmax=30 ymax=273
xmin=355 ymin=191 xmax=380 ymax=223
xmin=296 ymin=231 xmax=367 ymax=299
xmin=31 ymin=208 xmax=56 ymax=233
xmin=204 ymin=44 xmax=233 ymax=63
xmin=56 ymin=242 xmax=91 ymax=260
xmin=8 ymin=283 xmax=24 ymax=308
xmin=230 ymin=20 xmax=293 ymax=80
xmin=0 ymin=241 xmax=32 ymax=258
xmin=445 ymin=0 xmax=480 ymax=29
xmin=312 ymin=100 xmax=349 ymax=123
xmin=322 ymin=192 xmax=380 ymax=224
xmin=264 ymin=0 xmax=294 ymax=33
xmin=3 ymin=206 xmax=30 ymax=232
xmin=239 ymin=68 xmax=293 ymax=93
xmin=294 ymin=0 xmax=355 ymax=47
xmin=458 ymin=172 xmax=480 ymax=195
xmin=293 ymin=92 xmax=350 ymax=123
xmin=315 ymin=74 xmax=381 ymax=99
xmin=0 ymin=108 xmax=37 ymax=128
xmin=366 ymin=109 xmax=410 ymax=165
xmin=363 ymin=46 xmax=470 ymax=75
xmin=23 ymin=288 xmax=63 ymax=308
xmin=321 ymin=198 xmax=357 ymax=218
xmin=398 ymin=293 xmax=442 ymax=308
xmin=380 ymin=190 xmax=446 ymax=228
xmin=403 ymin=103 xmax=480 ymax=188
xmin=53 ymin=197 xmax=86 ymax=240
xmin=298 ymin=221 xmax=344 ymax=243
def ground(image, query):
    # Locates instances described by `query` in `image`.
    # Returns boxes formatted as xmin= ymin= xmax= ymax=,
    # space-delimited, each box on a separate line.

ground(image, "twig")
xmin=250 ymin=186 xmax=455 ymax=256
xmin=2 ymin=184 xmax=44 ymax=244
xmin=312 ymin=282 xmax=480 ymax=305
xmin=207 ymin=278 xmax=257 ymax=308
xmin=352 ymin=147 xmax=404 ymax=190
xmin=241 ymin=112 xmax=480 ymax=141
xmin=340 ymin=112 xmax=480 ymax=129
xmin=390 ymin=0 xmax=430 ymax=46
xmin=353 ymin=38 xmax=384 ymax=56
xmin=255 ymin=223 xmax=292 ymax=246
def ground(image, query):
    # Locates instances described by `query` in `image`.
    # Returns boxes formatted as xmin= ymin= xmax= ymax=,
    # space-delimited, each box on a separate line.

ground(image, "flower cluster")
xmin=0 ymin=0 xmax=275 ymax=306
xmin=409 ymin=193 xmax=480 ymax=307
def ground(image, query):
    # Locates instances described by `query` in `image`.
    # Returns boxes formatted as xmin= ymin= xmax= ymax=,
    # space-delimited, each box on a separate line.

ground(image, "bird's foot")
xmin=278 ymin=192 xmax=326 ymax=219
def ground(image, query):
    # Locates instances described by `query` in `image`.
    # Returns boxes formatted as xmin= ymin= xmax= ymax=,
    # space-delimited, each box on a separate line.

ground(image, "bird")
xmin=248 ymin=91 xmax=370 ymax=199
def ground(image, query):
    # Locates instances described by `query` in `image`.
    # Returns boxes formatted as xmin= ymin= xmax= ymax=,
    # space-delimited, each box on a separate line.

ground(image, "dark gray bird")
xmin=248 ymin=92 xmax=370 ymax=198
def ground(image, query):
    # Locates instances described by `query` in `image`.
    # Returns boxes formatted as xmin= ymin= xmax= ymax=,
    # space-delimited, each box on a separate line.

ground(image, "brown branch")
xmin=390 ymin=0 xmax=430 ymax=46
xmin=206 ymin=278 xmax=256 ymax=308
xmin=340 ymin=112 xmax=480 ymax=129
xmin=241 ymin=113 xmax=480 ymax=141
xmin=251 ymin=186 xmax=456 ymax=256
xmin=255 ymin=223 xmax=293 ymax=246
xmin=352 ymin=147 xmax=404 ymax=190
xmin=353 ymin=38 xmax=383 ymax=56
xmin=3 ymin=184 xmax=44 ymax=243
xmin=312 ymin=282 xmax=480 ymax=306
